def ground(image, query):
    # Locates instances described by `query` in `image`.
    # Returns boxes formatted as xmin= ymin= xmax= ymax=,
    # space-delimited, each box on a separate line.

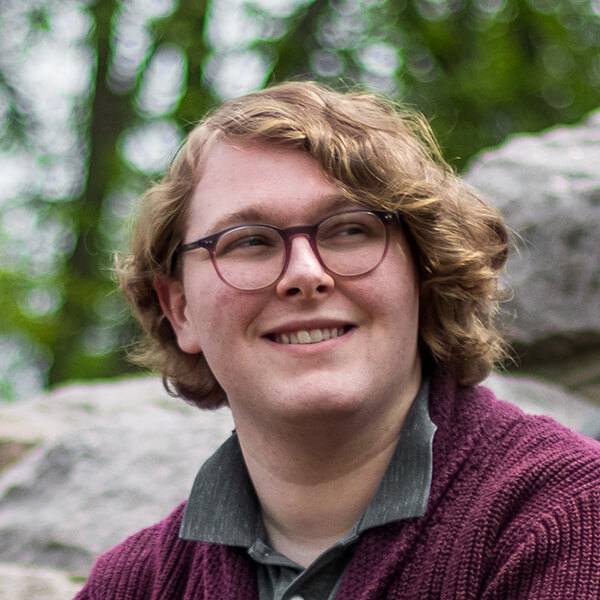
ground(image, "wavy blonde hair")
xmin=119 ymin=81 xmax=509 ymax=409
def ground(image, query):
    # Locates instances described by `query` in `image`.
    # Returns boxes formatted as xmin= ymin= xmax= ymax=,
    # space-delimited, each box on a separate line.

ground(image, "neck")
xmin=233 ymin=378 xmax=421 ymax=567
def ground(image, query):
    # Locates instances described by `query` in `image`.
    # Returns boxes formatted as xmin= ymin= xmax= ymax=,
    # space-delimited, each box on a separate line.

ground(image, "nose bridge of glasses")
xmin=279 ymin=224 xmax=327 ymax=272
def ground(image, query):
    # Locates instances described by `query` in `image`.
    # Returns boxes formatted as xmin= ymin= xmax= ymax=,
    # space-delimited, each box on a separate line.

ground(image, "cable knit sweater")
xmin=75 ymin=372 xmax=600 ymax=599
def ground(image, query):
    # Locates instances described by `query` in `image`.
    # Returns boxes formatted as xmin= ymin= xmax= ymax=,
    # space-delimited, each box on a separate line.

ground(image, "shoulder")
xmin=431 ymin=369 xmax=600 ymax=455
xmin=475 ymin=382 xmax=600 ymax=488
xmin=476 ymin=402 xmax=600 ymax=511
xmin=422 ymin=374 xmax=600 ymax=594
xmin=76 ymin=502 xmax=258 ymax=600
xmin=76 ymin=502 xmax=196 ymax=598
xmin=429 ymin=370 xmax=600 ymax=508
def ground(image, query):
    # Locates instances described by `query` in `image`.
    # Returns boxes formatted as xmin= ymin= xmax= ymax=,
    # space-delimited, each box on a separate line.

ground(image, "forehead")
xmin=186 ymin=141 xmax=351 ymax=237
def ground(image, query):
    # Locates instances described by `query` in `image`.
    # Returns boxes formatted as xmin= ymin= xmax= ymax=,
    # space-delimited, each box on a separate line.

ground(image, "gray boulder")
xmin=465 ymin=109 xmax=600 ymax=343
xmin=465 ymin=109 xmax=600 ymax=401
xmin=483 ymin=372 xmax=600 ymax=435
xmin=0 ymin=564 xmax=82 ymax=600
xmin=0 ymin=378 xmax=234 ymax=576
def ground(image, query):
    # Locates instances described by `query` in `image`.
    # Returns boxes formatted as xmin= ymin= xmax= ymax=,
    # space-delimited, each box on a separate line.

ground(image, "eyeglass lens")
xmin=213 ymin=211 xmax=387 ymax=291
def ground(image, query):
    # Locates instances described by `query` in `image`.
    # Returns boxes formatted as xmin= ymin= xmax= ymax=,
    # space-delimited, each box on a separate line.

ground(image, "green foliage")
xmin=1 ymin=0 xmax=599 ymax=400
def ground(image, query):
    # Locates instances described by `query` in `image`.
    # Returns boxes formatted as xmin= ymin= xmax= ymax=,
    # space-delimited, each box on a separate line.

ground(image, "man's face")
xmin=160 ymin=141 xmax=422 ymax=426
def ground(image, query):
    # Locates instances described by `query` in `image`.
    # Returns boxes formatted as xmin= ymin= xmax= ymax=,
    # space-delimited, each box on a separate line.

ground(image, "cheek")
xmin=374 ymin=241 xmax=419 ymax=305
xmin=387 ymin=240 xmax=420 ymax=311
xmin=190 ymin=285 xmax=263 ymax=349
xmin=349 ymin=271 xmax=420 ymax=336
xmin=361 ymin=262 xmax=421 ymax=351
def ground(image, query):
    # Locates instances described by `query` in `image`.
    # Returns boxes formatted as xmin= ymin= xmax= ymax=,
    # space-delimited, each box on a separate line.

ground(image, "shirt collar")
xmin=179 ymin=379 xmax=436 ymax=546
xmin=358 ymin=378 xmax=436 ymax=531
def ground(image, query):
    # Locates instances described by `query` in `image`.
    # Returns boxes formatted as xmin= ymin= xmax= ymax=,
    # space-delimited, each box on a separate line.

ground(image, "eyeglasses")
xmin=177 ymin=209 xmax=397 ymax=291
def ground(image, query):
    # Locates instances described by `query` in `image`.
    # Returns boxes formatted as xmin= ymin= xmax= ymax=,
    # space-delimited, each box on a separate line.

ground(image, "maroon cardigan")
xmin=75 ymin=372 xmax=600 ymax=599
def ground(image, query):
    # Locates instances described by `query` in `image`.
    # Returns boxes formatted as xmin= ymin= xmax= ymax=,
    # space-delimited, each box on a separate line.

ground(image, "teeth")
xmin=298 ymin=330 xmax=311 ymax=343
xmin=309 ymin=329 xmax=323 ymax=342
xmin=274 ymin=327 xmax=346 ymax=344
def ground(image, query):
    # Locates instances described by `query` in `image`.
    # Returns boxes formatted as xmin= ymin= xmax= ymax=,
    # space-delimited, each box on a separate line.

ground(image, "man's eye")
xmin=217 ymin=232 xmax=278 ymax=256
xmin=237 ymin=236 xmax=269 ymax=247
xmin=338 ymin=225 xmax=368 ymax=236
xmin=326 ymin=223 xmax=373 ymax=239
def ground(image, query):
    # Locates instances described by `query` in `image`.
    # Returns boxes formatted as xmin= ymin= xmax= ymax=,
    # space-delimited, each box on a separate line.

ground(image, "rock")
xmin=465 ymin=109 xmax=600 ymax=342
xmin=0 ymin=375 xmax=597 ymax=582
xmin=0 ymin=377 xmax=234 ymax=575
xmin=0 ymin=563 xmax=83 ymax=600
xmin=464 ymin=110 xmax=600 ymax=400
xmin=483 ymin=372 xmax=600 ymax=435
xmin=0 ymin=441 xmax=35 ymax=472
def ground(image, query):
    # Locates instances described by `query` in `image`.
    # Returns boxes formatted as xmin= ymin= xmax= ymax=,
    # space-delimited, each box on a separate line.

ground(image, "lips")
xmin=269 ymin=325 xmax=352 ymax=345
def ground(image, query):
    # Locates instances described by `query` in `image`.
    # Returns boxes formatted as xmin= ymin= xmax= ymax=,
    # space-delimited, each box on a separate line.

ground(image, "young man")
xmin=76 ymin=82 xmax=600 ymax=599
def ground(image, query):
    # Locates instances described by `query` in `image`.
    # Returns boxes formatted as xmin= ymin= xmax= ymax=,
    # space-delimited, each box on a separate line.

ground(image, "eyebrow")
xmin=203 ymin=194 xmax=360 ymax=236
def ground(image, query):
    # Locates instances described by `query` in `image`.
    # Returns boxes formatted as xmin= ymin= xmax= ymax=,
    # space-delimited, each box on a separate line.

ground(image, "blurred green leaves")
xmin=1 ymin=0 xmax=599 ymax=400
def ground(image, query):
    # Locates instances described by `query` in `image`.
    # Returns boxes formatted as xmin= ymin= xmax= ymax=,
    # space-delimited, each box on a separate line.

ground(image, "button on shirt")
xmin=180 ymin=380 xmax=436 ymax=600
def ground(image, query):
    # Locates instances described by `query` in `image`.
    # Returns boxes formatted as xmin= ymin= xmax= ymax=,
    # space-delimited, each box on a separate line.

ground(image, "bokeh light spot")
xmin=205 ymin=50 xmax=273 ymax=100
xmin=357 ymin=42 xmax=401 ymax=76
xmin=119 ymin=119 xmax=182 ymax=174
xmin=136 ymin=44 xmax=187 ymax=117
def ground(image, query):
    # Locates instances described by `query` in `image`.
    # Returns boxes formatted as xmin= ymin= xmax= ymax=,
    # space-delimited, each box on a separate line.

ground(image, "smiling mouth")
xmin=269 ymin=326 xmax=353 ymax=345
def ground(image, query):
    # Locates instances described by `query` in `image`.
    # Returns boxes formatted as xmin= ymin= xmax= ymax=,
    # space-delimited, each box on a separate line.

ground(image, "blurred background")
xmin=1 ymin=0 xmax=600 ymax=402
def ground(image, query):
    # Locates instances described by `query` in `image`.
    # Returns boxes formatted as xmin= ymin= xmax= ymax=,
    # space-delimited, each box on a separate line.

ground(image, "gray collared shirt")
xmin=180 ymin=380 xmax=436 ymax=600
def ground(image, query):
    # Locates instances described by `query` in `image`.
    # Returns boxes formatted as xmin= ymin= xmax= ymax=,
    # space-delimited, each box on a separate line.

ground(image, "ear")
xmin=153 ymin=275 xmax=202 ymax=354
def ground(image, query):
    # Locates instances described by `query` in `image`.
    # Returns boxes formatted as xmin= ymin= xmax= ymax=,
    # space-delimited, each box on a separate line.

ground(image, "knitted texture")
xmin=74 ymin=372 xmax=600 ymax=599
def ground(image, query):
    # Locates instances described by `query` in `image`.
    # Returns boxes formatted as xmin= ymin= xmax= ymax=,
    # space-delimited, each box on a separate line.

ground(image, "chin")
xmin=275 ymin=387 xmax=370 ymax=420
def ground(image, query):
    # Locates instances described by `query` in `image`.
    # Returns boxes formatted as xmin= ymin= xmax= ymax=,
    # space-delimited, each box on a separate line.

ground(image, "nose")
xmin=275 ymin=235 xmax=335 ymax=300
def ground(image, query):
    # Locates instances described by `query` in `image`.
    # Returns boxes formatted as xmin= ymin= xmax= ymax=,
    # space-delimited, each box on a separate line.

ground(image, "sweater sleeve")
xmin=73 ymin=524 xmax=158 ymax=600
xmin=483 ymin=489 xmax=600 ymax=599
